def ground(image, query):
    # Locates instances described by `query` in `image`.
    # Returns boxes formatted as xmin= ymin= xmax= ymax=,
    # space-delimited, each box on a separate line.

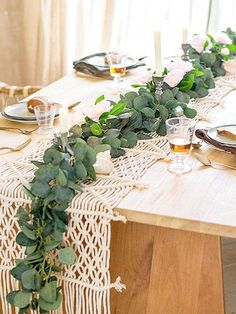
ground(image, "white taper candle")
xmin=182 ymin=27 xmax=188 ymax=44
xmin=154 ymin=31 xmax=162 ymax=77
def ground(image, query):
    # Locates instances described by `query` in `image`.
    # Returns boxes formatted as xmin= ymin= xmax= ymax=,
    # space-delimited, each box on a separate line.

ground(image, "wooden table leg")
xmin=110 ymin=221 xmax=225 ymax=314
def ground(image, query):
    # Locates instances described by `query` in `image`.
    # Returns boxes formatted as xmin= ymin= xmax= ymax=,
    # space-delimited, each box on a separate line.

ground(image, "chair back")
xmin=0 ymin=82 xmax=41 ymax=110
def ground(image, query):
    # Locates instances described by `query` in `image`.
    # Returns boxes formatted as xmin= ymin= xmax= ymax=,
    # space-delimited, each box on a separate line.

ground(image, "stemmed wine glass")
xmin=165 ymin=117 xmax=196 ymax=174
xmin=107 ymin=52 xmax=127 ymax=91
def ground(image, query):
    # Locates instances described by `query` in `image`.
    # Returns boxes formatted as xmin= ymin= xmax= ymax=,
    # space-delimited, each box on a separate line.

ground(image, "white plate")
xmin=207 ymin=124 xmax=236 ymax=145
xmin=88 ymin=56 xmax=137 ymax=68
xmin=3 ymin=101 xmax=59 ymax=121
xmin=1 ymin=112 xmax=38 ymax=124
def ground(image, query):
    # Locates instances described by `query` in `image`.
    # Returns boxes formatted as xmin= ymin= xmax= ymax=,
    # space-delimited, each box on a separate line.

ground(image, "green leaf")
xmin=16 ymin=232 xmax=37 ymax=247
xmin=74 ymin=160 xmax=87 ymax=180
xmin=183 ymin=107 xmax=197 ymax=119
xmin=11 ymin=263 xmax=30 ymax=280
xmin=109 ymin=102 xmax=126 ymax=116
xmin=140 ymin=107 xmax=155 ymax=118
xmin=69 ymin=124 xmax=82 ymax=136
xmin=159 ymin=105 xmax=169 ymax=121
xmin=160 ymin=89 xmax=174 ymax=105
xmin=56 ymin=169 xmax=67 ymax=186
xmin=16 ymin=206 xmax=30 ymax=221
xmin=157 ymin=120 xmax=167 ymax=136
xmin=14 ymin=291 xmax=30 ymax=308
xmin=176 ymin=91 xmax=190 ymax=103
xmin=39 ymin=292 xmax=62 ymax=311
xmin=110 ymin=147 xmax=126 ymax=158
xmin=133 ymin=95 xmax=149 ymax=110
xmin=122 ymin=131 xmax=138 ymax=148
xmin=104 ymin=128 xmax=120 ymax=137
xmin=45 ymin=240 xmax=61 ymax=251
xmin=73 ymin=142 xmax=87 ymax=161
xmin=195 ymin=87 xmax=208 ymax=98
xmin=59 ymin=247 xmax=76 ymax=265
xmin=35 ymin=164 xmax=59 ymax=183
xmin=90 ymin=123 xmax=103 ymax=136
xmin=102 ymin=135 xmax=121 ymax=148
xmin=200 ymin=52 xmax=216 ymax=67
xmin=7 ymin=290 xmax=20 ymax=305
xmin=43 ymin=148 xmax=64 ymax=165
xmin=20 ymin=224 xmax=36 ymax=240
xmin=51 ymin=186 xmax=74 ymax=204
xmin=179 ymin=73 xmax=195 ymax=91
xmin=40 ymin=281 xmax=57 ymax=304
xmin=95 ymin=94 xmax=105 ymax=105
xmin=31 ymin=181 xmax=50 ymax=198
xmin=137 ymin=132 xmax=152 ymax=140
xmin=22 ymin=269 xmax=41 ymax=290
xmin=85 ymin=146 xmax=97 ymax=165
xmin=93 ymin=144 xmax=111 ymax=154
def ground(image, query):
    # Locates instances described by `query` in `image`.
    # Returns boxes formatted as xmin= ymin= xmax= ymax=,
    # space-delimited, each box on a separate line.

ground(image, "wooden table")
xmin=1 ymin=72 xmax=236 ymax=314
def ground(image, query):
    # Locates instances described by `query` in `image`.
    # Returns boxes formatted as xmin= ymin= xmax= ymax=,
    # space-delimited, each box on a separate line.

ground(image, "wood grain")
xmin=110 ymin=221 xmax=225 ymax=314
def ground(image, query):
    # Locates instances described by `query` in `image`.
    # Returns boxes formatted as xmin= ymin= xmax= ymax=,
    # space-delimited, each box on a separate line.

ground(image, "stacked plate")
xmin=195 ymin=124 xmax=236 ymax=155
xmin=1 ymin=102 xmax=59 ymax=124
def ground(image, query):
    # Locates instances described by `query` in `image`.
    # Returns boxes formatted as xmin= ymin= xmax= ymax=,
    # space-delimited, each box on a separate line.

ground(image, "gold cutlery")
xmin=0 ymin=126 xmax=39 ymax=135
xmin=55 ymin=101 xmax=81 ymax=110
xmin=193 ymin=151 xmax=236 ymax=170
xmin=0 ymin=139 xmax=31 ymax=151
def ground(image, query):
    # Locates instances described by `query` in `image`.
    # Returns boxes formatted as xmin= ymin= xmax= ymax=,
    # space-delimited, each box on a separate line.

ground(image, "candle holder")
xmin=181 ymin=43 xmax=190 ymax=61
xmin=152 ymin=75 xmax=163 ymax=98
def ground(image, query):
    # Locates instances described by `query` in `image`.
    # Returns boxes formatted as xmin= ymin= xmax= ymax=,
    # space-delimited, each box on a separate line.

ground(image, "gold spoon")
xmin=0 ymin=138 xmax=31 ymax=151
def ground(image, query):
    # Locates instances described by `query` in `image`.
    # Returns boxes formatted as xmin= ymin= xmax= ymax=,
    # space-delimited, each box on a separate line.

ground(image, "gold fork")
xmin=0 ymin=126 xmax=39 ymax=135
xmin=0 ymin=139 xmax=31 ymax=151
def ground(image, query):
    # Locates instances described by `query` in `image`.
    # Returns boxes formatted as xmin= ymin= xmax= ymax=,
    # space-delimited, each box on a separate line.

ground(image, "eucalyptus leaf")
xmin=74 ymin=160 xmax=87 ymax=180
xmin=40 ymin=281 xmax=57 ymax=304
xmin=11 ymin=263 xmax=30 ymax=280
xmin=16 ymin=232 xmax=37 ymax=247
xmin=59 ymin=247 xmax=76 ymax=265
xmin=22 ymin=269 xmax=41 ymax=290
xmin=140 ymin=107 xmax=155 ymax=118
xmin=6 ymin=291 xmax=20 ymax=305
xmin=43 ymin=148 xmax=64 ymax=165
xmin=13 ymin=291 xmax=30 ymax=308
xmin=39 ymin=292 xmax=62 ymax=311
xmin=183 ymin=107 xmax=197 ymax=119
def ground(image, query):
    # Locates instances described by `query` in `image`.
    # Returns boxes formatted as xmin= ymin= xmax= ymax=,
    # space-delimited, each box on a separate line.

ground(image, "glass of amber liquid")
xmin=107 ymin=52 xmax=127 ymax=91
xmin=166 ymin=117 xmax=195 ymax=174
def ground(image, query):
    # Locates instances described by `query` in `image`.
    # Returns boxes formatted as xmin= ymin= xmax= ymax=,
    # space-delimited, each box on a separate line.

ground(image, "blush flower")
xmin=216 ymin=33 xmax=232 ymax=45
xmin=223 ymin=60 xmax=236 ymax=74
xmin=166 ymin=60 xmax=193 ymax=73
xmin=83 ymin=100 xmax=111 ymax=122
xmin=135 ymin=70 xmax=153 ymax=84
xmin=220 ymin=47 xmax=230 ymax=56
xmin=191 ymin=35 xmax=209 ymax=53
xmin=163 ymin=69 xmax=185 ymax=88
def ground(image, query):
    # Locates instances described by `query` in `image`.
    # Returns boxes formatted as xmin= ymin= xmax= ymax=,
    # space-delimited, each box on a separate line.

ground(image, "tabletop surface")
xmin=0 ymin=71 xmax=236 ymax=238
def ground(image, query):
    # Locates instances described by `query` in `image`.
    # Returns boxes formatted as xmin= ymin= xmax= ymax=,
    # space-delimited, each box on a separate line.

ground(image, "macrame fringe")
xmin=0 ymin=267 xmax=19 ymax=314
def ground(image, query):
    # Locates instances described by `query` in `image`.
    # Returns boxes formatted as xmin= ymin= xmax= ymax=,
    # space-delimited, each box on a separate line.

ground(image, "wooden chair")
xmin=0 ymin=82 xmax=41 ymax=110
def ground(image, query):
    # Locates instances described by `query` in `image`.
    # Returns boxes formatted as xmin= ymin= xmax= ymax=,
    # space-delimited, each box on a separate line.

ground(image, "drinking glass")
xmin=165 ymin=117 xmax=196 ymax=174
xmin=107 ymin=52 xmax=127 ymax=91
xmin=34 ymin=104 xmax=56 ymax=134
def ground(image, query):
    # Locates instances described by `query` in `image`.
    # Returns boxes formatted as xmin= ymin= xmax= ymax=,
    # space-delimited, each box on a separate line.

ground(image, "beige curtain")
xmin=0 ymin=0 xmax=66 ymax=86
xmin=1 ymin=0 xmax=236 ymax=87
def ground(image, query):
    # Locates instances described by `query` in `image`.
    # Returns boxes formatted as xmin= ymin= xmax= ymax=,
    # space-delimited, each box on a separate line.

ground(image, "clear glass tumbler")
xmin=107 ymin=52 xmax=127 ymax=91
xmin=165 ymin=117 xmax=196 ymax=174
xmin=34 ymin=104 xmax=56 ymax=134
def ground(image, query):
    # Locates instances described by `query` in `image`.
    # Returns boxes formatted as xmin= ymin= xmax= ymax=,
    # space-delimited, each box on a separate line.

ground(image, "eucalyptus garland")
xmin=7 ymin=27 xmax=236 ymax=313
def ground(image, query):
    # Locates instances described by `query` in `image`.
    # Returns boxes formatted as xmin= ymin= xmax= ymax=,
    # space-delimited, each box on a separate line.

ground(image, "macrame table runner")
xmin=0 ymin=74 xmax=235 ymax=313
